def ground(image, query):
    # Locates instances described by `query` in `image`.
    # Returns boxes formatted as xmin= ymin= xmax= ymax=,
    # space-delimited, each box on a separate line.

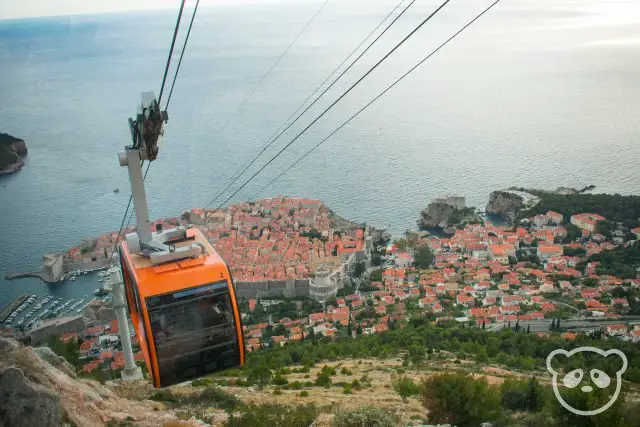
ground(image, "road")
xmin=488 ymin=317 xmax=640 ymax=333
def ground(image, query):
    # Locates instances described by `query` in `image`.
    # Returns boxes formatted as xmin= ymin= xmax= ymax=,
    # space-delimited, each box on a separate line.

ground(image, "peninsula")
xmin=0 ymin=133 xmax=28 ymax=175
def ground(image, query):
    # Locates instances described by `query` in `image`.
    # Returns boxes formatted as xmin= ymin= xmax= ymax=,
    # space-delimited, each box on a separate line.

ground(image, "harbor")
xmin=0 ymin=268 xmax=117 ymax=332
xmin=0 ymin=294 xmax=29 ymax=322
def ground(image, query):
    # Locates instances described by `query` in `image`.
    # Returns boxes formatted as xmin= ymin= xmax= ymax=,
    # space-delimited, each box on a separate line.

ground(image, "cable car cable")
xmin=213 ymin=0 xmax=452 ymax=210
xmin=109 ymin=0 xmax=191 ymax=262
xmin=165 ymin=0 xmax=201 ymax=111
xmin=214 ymin=0 xmax=330 ymax=136
xmin=251 ymin=0 xmax=503 ymax=200
xmin=158 ymin=0 xmax=187 ymax=106
xmin=201 ymin=0 xmax=410 ymax=210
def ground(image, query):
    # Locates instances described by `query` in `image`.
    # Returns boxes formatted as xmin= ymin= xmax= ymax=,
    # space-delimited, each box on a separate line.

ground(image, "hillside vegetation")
xmin=519 ymin=189 xmax=640 ymax=228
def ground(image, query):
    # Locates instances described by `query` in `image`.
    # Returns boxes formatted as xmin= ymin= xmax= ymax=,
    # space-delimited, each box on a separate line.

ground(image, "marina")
xmin=1 ymin=268 xmax=111 ymax=332
xmin=0 ymin=294 xmax=29 ymax=322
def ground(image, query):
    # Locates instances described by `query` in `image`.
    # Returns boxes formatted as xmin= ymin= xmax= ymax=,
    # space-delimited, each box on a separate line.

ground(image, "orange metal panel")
xmin=120 ymin=228 xmax=244 ymax=388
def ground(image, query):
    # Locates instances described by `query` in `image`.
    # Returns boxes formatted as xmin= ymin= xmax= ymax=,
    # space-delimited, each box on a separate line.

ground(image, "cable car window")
xmin=146 ymin=281 xmax=241 ymax=386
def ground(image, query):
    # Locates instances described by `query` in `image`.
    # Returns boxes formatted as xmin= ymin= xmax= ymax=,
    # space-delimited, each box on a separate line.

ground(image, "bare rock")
xmin=485 ymin=191 xmax=524 ymax=221
xmin=34 ymin=346 xmax=77 ymax=379
xmin=0 ymin=366 xmax=63 ymax=427
xmin=0 ymin=336 xmax=19 ymax=355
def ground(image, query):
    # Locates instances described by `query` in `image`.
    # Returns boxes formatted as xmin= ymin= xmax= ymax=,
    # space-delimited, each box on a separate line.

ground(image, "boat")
xmin=114 ymin=188 xmax=120 ymax=193
xmin=97 ymin=276 xmax=103 ymax=282
xmin=70 ymin=276 xmax=76 ymax=281
xmin=94 ymin=287 xmax=110 ymax=296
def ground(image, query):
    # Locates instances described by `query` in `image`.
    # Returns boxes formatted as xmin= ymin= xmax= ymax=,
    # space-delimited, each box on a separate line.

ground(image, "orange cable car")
xmin=119 ymin=227 xmax=245 ymax=388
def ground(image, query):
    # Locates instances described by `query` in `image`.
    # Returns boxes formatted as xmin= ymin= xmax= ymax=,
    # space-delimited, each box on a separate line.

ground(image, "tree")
xmin=408 ymin=344 xmax=425 ymax=371
xmin=414 ymin=245 xmax=434 ymax=269
xmin=393 ymin=238 xmax=408 ymax=251
xmin=500 ymin=377 xmax=545 ymax=413
xmin=392 ymin=374 xmax=419 ymax=403
xmin=550 ymin=319 xmax=556 ymax=330
xmin=353 ymin=261 xmax=366 ymax=278
xmin=526 ymin=324 xmax=531 ymax=334
xmin=370 ymin=269 xmax=382 ymax=282
xmin=315 ymin=370 xmax=332 ymax=388
xmin=248 ymin=363 xmax=272 ymax=389
xmin=482 ymin=320 xmax=486 ymax=330
xmin=420 ymin=373 xmax=502 ymax=426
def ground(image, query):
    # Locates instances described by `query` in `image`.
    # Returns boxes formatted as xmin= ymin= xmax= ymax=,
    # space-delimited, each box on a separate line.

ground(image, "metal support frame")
xmin=107 ymin=266 xmax=143 ymax=381
xmin=117 ymin=91 xmax=205 ymax=265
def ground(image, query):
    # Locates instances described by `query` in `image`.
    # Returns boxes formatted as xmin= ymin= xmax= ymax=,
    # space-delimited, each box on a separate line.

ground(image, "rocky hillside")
xmin=0 ymin=337 xmax=194 ymax=427
xmin=417 ymin=203 xmax=477 ymax=230
xmin=0 ymin=133 xmax=28 ymax=175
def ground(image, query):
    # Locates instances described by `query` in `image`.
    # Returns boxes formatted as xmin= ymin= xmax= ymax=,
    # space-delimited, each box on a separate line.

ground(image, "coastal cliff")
xmin=418 ymin=195 xmax=477 ymax=231
xmin=418 ymin=202 xmax=456 ymax=229
xmin=0 ymin=133 xmax=28 ymax=175
xmin=485 ymin=191 xmax=524 ymax=221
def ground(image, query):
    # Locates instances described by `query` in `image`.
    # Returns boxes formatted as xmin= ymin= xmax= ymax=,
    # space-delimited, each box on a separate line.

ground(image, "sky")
xmin=0 ymin=0 xmax=317 ymax=20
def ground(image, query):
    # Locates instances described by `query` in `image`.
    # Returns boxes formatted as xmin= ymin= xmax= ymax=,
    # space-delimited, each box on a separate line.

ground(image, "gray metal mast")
xmin=113 ymin=92 xmax=205 ymax=382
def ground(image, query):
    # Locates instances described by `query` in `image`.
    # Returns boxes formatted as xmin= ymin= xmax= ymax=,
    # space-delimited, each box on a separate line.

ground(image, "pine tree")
xmin=508 ymin=321 xmax=511 ymax=329
xmin=482 ymin=319 xmax=486 ymax=330
xmin=550 ymin=319 xmax=556 ymax=330
xmin=515 ymin=320 xmax=520 ymax=332
xmin=556 ymin=319 xmax=561 ymax=330
xmin=526 ymin=324 xmax=531 ymax=334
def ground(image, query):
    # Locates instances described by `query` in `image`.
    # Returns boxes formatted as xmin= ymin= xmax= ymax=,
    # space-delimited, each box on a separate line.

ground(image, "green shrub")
xmin=420 ymin=373 xmax=502 ymax=426
xmin=333 ymin=406 xmax=399 ymax=427
xmin=191 ymin=377 xmax=213 ymax=387
xmin=151 ymin=387 xmax=239 ymax=411
xmin=274 ymin=387 xmax=282 ymax=395
xmin=315 ymin=371 xmax=332 ymax=388
xmin=321 ymin=365 xmax=337 ymax=376
xmin=391 ymin=375 xmax=419 ymax=403
xmin=289 ymin=381 xmax=304 ymax=390
xmin=340 ymin=367 xmax=353 ymax=375
xmin=224 ymin=404 xmax=317 ymax=427
xmin=343 ymin=383 xmax=353 ymax=394
xmin=150 ymin=389 xmax=178 ymax=403
xmin=272 ymin=374 xmax=289 ymax=386
xmin=300 ymin=390 xmax=309 ymax=397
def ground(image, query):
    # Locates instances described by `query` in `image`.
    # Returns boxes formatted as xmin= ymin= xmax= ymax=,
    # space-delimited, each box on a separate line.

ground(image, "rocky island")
xmin=0 ymin=133 xmax=28 ymax=175
xmin=417 ymin=195 xmax=478 ymax=233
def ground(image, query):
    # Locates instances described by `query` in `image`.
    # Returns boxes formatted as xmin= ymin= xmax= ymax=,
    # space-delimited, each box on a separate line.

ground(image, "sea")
xmin=1 ymin=0 xmax=639 ymax=310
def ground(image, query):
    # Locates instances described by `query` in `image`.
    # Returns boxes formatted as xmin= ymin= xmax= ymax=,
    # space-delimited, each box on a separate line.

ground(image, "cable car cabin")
xmin=119 ymin=228 xmax=244 ymax=388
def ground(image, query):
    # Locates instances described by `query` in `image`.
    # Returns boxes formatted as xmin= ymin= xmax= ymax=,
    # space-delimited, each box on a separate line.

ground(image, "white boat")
xmin=70 ymin=276 xmax=76 ymax=281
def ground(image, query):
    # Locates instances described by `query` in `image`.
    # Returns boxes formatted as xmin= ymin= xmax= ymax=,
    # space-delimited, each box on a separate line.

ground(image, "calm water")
xmin=1 ymin=0 xmax=639 ymax=309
